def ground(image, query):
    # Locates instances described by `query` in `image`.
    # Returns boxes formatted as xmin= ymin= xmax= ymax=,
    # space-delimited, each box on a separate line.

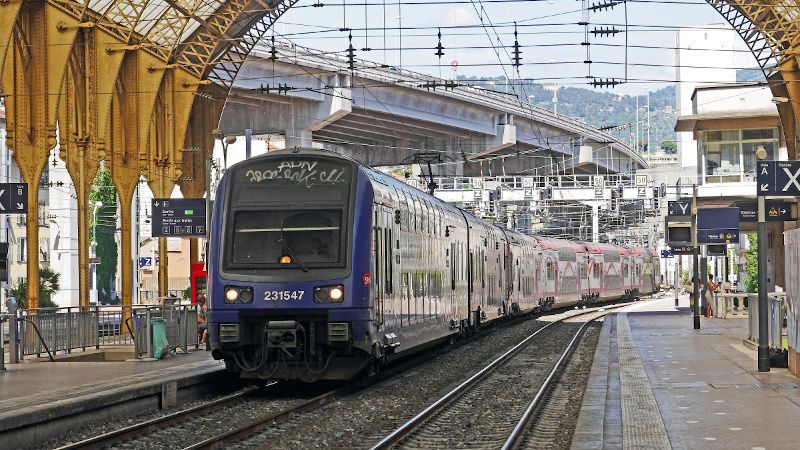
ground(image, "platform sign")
xmin=667 ymin=200 xmax=691 ymax=217
xmin=138 ymin=257 xmax=160 ymax=267
xmin=705 ymin=244 xmax=727 ymax=256
xmin=0 ymin=183 xmax=28 ymax=213
xmin=697 ymin=207 xmax=740 ymax=244
xmin=757 ymin=160 xmax=800 ymax=196
xmin=736 ymin=200 xmax=795 ymax=222
xmin=152 ymin=199 xmax=207 ymax=237
xmin=660 ymin=249 xmax=673 ymax=258
xmin=593 ymin=175 xmax=604 ymax=198
xmin=670 ymin=245 xmax=698 ymax=255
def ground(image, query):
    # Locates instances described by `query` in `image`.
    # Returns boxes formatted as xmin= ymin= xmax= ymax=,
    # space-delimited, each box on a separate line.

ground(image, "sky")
xmin=271 ymin=0 xmax=759 ymax=95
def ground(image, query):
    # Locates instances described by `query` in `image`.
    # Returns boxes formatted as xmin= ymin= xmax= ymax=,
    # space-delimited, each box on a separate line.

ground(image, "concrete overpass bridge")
xmin=218 ymin=43 xmax=648 ymax=176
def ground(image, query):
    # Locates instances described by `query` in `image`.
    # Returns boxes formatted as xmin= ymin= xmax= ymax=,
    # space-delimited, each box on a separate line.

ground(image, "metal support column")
xmin=700 ymin=255 xmax=708 ymax=316
xmin=245 ymin=128 xmax=252 ymax=160
xmin=757 ymin=194 xmax=770 ymax=372
xmin=592 ymin=203 xmax=600 ymax=243
xmin=692 ymin=185 xmax=700 ymax=329
xmin=675 ymin=256 xmax=681 ymax=308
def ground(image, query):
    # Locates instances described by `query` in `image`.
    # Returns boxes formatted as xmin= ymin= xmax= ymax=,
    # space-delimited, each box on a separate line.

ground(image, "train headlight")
xmin=280 ymin=255 xmax=292 ymax=264
xmin=239 ymin=288 xmax=253 ymax=302
xmin=328 ymin=286 xmax=344 ymax=302
xmin=224 ymin=286 xmax=253 ymax=304
xmin=313 ymin=288 xmax=328 ymax=303
xmin=225 ymin=287 xmax=239 ymax=302
xmin=313 ymin=284 xmax=345 ymax=303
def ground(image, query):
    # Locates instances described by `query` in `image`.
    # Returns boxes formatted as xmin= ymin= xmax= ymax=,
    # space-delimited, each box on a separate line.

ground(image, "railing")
xmin=747 ymin=292 xmax=786 ymax=349
xmin=415 ymin=174 xmax=636 ymax=192
xmin=8 ymin=304 xmax=198 ymax=361
xmin=131 ymin=305 xmax=198 ymax=358
xmin=712 ymin=292 xmax=754 ymax=319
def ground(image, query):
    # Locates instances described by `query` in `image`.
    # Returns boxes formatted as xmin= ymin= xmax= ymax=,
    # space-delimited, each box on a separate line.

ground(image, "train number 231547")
xmin=264 ymin=290 xmax=305 ymax=301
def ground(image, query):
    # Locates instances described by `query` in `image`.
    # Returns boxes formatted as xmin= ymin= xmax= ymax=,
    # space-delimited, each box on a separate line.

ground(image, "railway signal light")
xmin=652 ymin=187 xmax=660 ymax=209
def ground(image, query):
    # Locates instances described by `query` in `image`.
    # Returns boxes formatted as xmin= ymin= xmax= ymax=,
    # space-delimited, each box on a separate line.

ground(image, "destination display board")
xmin=152 ymin=199 xmax=206 ymax=237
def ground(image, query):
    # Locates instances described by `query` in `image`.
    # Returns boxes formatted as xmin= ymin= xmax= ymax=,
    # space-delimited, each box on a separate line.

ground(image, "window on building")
xmin=17 ymin=238 xmax=26 ymax=262
xmin=701 ymin=128 xmax=778 ymax=184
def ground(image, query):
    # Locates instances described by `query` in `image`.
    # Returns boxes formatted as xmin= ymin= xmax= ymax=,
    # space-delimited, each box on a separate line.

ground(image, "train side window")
xmin=385 ymin=228 xmax=393 ymax=294
xmin=401 ymin=272 xmax=409 ymax=326
xmin=374 ymin=225 xmax=382 ymax=297
xmin=450 ymin=243 xmax=456 ymax=290
xmin=419 ymin=198 xmax=426 ymax=234
xmin=397 ymin=190 xmax=406 ymax=231
xmin=416 ymin=196 xmax=422 ymax=234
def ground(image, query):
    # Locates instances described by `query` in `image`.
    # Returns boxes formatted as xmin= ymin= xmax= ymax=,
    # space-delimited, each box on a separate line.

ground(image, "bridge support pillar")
xmin=286 ymin=129 xmax=313 ymax=148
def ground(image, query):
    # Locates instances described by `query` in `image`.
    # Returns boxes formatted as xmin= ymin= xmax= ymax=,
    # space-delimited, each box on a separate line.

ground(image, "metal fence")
xmin=131 ymin=305 xmax=198 ymax=358
xmin=9 ymin=304 xmax=198 ymax=361
xmin=748 ymin=293 xmax=787 ymax=349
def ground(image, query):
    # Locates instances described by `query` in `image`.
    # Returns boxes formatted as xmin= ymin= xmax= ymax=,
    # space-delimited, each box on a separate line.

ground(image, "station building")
xmin=675 ymin=82 xmax=793 ymax=291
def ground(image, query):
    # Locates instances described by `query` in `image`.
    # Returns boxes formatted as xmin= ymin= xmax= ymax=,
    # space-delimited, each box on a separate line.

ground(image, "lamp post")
xmin=756 ymin=145 xmax=770 ymax=372
xmin=90 ymin=201 xmax=102 ymax=304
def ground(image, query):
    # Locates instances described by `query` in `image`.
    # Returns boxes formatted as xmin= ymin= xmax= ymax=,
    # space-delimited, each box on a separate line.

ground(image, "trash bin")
xmin=151 ymin=318 xmax=170 ymax=360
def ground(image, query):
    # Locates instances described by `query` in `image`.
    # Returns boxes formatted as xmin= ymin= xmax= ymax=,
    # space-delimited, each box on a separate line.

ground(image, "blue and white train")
xmin=207 ymin=149 xmax=660 ymax=381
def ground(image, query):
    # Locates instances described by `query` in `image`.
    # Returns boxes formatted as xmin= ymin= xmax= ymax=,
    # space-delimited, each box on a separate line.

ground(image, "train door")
xmin=536 ymin=252 xmax=545 ymax=301
xmin=372 ymin=207 xmax=392 ymax=329
xmin=504 ymin=241 xmax=513 ymax=312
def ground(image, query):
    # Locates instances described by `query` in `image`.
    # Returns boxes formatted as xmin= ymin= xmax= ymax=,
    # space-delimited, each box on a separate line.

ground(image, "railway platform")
xmin=573 ymin=295 xmax=800 ymax=450
xmin=0 ymin=348 xmax=225 ymax=447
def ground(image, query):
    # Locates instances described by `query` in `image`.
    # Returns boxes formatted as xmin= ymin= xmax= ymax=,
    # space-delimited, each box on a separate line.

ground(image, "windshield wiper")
xmin=278 ymin=238 xmax=309 ymax=272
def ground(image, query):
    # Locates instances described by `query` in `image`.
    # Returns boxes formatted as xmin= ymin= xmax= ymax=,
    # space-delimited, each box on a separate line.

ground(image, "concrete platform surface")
xmin=0 ymin=348 xmax=225 ymax=439
xmin=1 ymin=349 xmax=222 ymax=404
xmin=573 ymin=295 xmax=800 ymax=450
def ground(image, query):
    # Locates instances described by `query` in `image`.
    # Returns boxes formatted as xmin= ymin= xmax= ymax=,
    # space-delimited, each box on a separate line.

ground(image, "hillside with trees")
xmin=457 ymin=76 xmax=679 ymax=154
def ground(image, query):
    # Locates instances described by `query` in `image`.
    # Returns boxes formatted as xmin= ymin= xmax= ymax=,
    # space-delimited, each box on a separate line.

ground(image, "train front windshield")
xmin=224 ymin=156 xmax=354 ymax=273
xmin=231 ymin=209 xmax=342 ymax=266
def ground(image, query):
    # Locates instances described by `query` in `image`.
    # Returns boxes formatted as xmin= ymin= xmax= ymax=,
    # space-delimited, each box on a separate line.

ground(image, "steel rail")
xmin=56 ymin=382 xmax=276 ymax=450
xmin=184 ymin=388 xmax=341 ymax=450
xmin=502 ymin=317 xmax=596 ymax=450
xmin=370 ymin=304 xmax=627 ymax=450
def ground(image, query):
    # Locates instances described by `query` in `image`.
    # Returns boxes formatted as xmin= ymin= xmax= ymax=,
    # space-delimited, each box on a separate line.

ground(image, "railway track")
xmin=370 ymin=304 xmax=627 ymax=450
xmin=55 ymin=381 xmax=339 ymax=450
xmin=56 ymin=302 xmax=630 ymax=450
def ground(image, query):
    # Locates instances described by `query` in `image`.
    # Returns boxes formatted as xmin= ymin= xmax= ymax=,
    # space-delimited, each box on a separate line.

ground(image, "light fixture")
xmin=225 ymin=287 xmax=239 ymax=302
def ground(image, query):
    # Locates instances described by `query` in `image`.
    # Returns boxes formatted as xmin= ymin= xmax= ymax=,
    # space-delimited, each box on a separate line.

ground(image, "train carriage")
xmin=208 ymin=149 xmax=658 ymax=381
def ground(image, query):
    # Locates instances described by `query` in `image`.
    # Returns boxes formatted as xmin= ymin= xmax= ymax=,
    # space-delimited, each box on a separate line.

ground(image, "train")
xmin=207 ymin=149 xmax=661 ymax=381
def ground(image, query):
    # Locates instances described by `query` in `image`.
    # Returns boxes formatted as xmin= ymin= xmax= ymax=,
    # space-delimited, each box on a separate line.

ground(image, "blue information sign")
xmin=757 ymin=160 xmax=800 ymax=196
xmin=697 ymin=207 xmax=740 ymax=244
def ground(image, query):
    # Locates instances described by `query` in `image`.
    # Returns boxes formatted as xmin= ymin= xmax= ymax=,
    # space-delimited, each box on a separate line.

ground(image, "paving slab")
xmin=573 ymin=295 xmax=800 ymax=450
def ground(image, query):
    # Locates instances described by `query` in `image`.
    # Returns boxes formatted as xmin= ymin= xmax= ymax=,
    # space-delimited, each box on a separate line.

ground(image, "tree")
xmin=661 ymin=140 xmax=677 ymax=154
xmin=90 ymin=169 xmax=119 ymax=305
xmin=9 ymin=266 xmax=60 ymax=308
xmin=744 ymin=233 xmax=758 ymax=293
